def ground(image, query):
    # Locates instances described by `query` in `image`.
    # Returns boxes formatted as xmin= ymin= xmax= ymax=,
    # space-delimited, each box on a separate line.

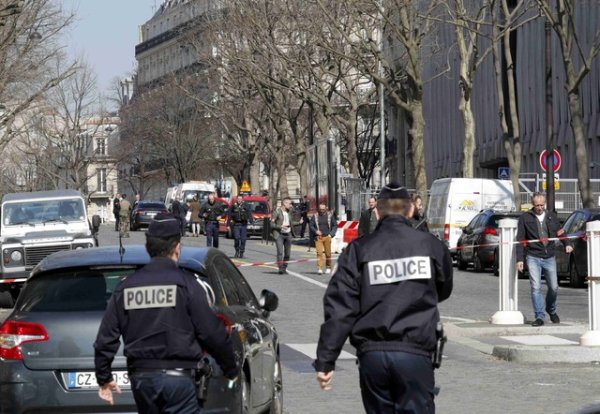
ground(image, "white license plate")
xmin=67 ymin=371 xmax=130 ymax=389
xmin=146 ymin=212 xmax=157 ymax=217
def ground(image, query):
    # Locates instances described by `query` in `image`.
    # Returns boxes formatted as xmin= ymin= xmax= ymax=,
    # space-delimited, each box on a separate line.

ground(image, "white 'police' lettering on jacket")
xmin=124 ymin=285 xmax=177 ymax=310
xmin=368 ymin=256 xmax=431 ymax=285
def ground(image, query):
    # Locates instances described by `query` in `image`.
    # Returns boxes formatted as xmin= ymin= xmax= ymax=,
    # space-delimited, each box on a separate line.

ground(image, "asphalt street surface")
xmin=3 ymin=224 xmax=600 ymax=414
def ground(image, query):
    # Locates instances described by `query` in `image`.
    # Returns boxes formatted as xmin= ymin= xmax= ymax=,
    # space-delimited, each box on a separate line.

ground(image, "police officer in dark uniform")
xmin=226 ymin=195 xmax=254 ymax=258
xmin=94 ymin=213 xmax=239 ymax=413
xmin=314 ymin=183 xmax=453 ymax=414
xmin=199 ymin=192 xmax=224 ymax=248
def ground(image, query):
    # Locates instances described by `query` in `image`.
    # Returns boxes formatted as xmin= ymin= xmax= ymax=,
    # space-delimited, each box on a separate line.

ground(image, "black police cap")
xmin=378 ymin=182 xmax=411 ymax=200
xmin=146 ymin=213 xmax=181 ymax=238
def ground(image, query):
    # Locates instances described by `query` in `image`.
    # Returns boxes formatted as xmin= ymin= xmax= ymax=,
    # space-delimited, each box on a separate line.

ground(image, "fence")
xmin=518 ymin=178 xmax=600 ymax=215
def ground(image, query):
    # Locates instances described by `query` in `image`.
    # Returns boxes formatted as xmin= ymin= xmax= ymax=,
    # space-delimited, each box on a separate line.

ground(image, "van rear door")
xmin=447 ymin=183 xmax=484 ymax=253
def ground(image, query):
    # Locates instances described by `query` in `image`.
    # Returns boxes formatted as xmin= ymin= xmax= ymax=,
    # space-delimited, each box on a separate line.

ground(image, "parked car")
xmin=130 ymin=201 xmax=168 ymax=231
xmin=219 ymin=195 xmax=271 ymax=238
xmin=456 ymin=209 xmax=522 ymax=272
xmin=0 ymin=246 xmax=282 ymax=414
xmin=556 ymin=208 xmax=600 ymax=288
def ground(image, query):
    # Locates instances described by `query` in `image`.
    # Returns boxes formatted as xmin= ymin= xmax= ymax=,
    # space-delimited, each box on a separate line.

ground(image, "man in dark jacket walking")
xmin=516 ymin=192 xmax=568 ymax=326
xmin=314 ymin=182 xmax=453 ymax=413
xmin=358 ymin=197 xmax=379 ymax=237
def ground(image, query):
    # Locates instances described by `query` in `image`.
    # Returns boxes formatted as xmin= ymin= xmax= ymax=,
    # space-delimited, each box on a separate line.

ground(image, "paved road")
xmin=4 ymin=225 xmax=598 ymax=413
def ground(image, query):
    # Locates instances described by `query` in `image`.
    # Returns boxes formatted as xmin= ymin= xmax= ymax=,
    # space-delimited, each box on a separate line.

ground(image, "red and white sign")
xmin=539 ymin=149 xmax=561 ymax=172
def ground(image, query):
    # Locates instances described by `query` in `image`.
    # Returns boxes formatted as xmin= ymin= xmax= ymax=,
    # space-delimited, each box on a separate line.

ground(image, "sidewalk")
xmin=444 ymin=318 xmax=600 ymax=364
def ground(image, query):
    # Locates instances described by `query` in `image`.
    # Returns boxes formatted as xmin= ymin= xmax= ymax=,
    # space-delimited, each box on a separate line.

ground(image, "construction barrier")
xmin=332 ymin=220 xmax=360 ymax=253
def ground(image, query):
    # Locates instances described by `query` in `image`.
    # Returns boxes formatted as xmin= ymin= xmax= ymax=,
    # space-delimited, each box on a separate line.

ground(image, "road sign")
xmin=542 ymin=173 xmax=560 ymax=190
xmin=240 ymin=180 xmax=251 ymax=193
xmin=540 ymin=149 xmax=561 ymax=172
xmin=498 ymin=167 xmax=510 ymax=180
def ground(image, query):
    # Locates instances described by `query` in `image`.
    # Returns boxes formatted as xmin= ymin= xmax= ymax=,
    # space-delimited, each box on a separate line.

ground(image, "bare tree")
xmin=536 ymin=0 xmax=600 ymax=207
xmin=0 ymin=0 xmax=77 ymax=152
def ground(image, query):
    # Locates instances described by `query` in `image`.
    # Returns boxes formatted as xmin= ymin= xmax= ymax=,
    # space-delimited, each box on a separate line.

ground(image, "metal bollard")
xmin=491 ymin=218 xmax=524 ymax=325
xmin=580 ymin=221 xmax=600 ymax=346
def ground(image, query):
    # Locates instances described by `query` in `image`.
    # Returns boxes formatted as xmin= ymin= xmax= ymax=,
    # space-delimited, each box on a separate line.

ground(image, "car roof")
xmin=32 ymin=245 xmax=214 ymax=275
xmin=242 ymin=195 xmax=268 ymax=202
xmin=2 ymin=190 xmax=82 ymax=203
xmin=138 ymin=200 xmax=166 ymax=205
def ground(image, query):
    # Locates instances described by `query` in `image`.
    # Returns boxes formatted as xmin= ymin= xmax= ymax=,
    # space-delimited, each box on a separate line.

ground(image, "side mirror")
xmin=462 ymin=227 xmax=470 ymax=234
xmin=259 ymin=289 xmax=279 ymax=313
xmin=91 ymin=215 xmax=101 ymax=234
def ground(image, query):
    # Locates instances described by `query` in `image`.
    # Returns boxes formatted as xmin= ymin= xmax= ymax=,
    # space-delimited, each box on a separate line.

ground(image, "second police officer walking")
xmin=314 ymin=183 xmax=453 ymax=414
xmin=94 ymin=213 xmax=238 ymax=413
xmin=227 ymin=195 xmax=254 ymax=258
xmin=199 ymin=192 xmax=224 ymax=248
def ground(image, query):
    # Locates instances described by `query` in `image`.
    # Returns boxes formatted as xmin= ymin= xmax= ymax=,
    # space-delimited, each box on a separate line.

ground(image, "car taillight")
xmin=0 ymin=321 xmax=49 ymax=360
xmin=443 ymin=224 xmax=450 ymax=240
xmin=483 ymin=227 xmax=498 ymax=236
xmin=215 ymin=313 xmax=233 ymax=334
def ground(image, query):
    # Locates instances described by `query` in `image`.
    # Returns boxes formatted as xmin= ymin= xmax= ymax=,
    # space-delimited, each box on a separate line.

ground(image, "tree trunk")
xmin=460 ymin=91 xmax=475 ymax=178
xmin=250 ymin=158 xmax=261 ymax=194
xmin=409 ymin=102 xmax=428 ymax=207
xmin=568 ymin=90 xmax=593 ymax=207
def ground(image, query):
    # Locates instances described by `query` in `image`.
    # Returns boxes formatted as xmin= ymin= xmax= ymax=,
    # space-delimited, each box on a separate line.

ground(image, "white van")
xmin=426 ymin=178 xmax=515 ymax=257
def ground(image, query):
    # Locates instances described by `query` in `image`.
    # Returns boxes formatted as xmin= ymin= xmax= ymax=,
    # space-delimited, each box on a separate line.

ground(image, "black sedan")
xmin=456 ymin=209 xmax=522 ymax=272
xmin=130 ymin=201 xmax=168 ymax=231
xmin=0 ymin=246 xmax=282 ymax=414
xmin=556 ymin=208 xmax=600 ymax=288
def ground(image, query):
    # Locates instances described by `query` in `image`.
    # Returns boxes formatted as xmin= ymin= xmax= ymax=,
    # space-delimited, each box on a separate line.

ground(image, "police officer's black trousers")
xmin=233 ymin=225 xmax=247 ymax=254
xmin=358 ymin=351 xmax=435 ymax=414
xmin=130 ymin=371 xmax=203 ymax=414
xmin=206 ymin=221 xmax=219 ymax=248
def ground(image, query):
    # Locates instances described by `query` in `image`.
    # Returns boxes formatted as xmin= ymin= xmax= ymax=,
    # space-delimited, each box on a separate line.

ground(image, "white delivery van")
xmin=426 ymin=178 xmax=515 ymax=257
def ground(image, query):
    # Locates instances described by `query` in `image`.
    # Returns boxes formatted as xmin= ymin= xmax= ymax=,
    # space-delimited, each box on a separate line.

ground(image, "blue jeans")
xmin=358 ymin=351 xmax=435 ymax=414
xmin=130 ymin=371 xmax=202 ymax=414
xmin=205 ymin=221 xmax=219 ymax=248
xmin=233 ymin=225 xmax=247 ymax=254
xmin=526 ymin=255 xmax=558 ymax=320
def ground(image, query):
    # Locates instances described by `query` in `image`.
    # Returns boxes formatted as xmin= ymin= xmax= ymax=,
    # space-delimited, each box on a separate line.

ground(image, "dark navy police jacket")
xmin=314 ymin=215 xmax=453 ymax=372
xmin=94 ymin=257 xmax=239 ymax=385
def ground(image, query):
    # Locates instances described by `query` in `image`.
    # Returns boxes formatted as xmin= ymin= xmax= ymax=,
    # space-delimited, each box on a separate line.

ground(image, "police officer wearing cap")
xmin=314 ymin=182 xmax=453 ymax=414
xmin=94 ymin=213 xmax=239 ymax=413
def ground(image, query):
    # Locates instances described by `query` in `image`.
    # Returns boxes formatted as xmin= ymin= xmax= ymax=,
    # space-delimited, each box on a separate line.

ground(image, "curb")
xmin=444 ymin=321 xmax=587 ymax=338
xmin=492 ymin=344 xmax=600 ymax=364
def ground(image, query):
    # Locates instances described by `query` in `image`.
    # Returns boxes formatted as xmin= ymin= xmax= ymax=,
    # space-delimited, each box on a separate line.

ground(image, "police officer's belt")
xmin=129 ymin=368 xmax=195 ymax=377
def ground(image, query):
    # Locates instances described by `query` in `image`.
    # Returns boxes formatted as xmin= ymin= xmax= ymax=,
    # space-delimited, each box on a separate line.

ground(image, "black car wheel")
xmin=569 ymin=257 xmax=585 ymax=288
xmin=0 ymin=287 xmax=15 ymax=308
xmin=457 ymin=249 xmax=468 ymax=270
xmin=473 ymin=250 xmax=485 ymax=273
xmin=269 ymin=359 xmax=283 ymax=414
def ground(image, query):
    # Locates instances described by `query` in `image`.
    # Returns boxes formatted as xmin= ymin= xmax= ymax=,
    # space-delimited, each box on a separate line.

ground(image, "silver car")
xmin=0 ymin=246 xmax=282 ymax=414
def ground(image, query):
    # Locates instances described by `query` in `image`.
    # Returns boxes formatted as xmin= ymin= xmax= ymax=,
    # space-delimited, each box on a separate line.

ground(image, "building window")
xmin=97 ymin=168 xmax=107 ymax=193
xmin=96 ymin=138 xmax=106 ymax=155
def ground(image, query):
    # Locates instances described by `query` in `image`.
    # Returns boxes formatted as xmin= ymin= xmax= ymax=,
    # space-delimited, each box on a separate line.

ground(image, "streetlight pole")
xmin=378 ymin=1 xmax=386 ymax=188
xmin=544 ymin=0 xmax=555 ymax=212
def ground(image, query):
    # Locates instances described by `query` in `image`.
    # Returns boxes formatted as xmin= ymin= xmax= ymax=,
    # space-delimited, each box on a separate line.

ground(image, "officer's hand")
xmin=557 ymin=228 xmax=565 ymax=237
xmin=566 ymin=245 xmax=574 ymax=254
xmin=316 ymin=371 xmax=334 ymax=391
xmin=316 ymin=230 xmax=322 ymax=236
xmin=517 ymin=261 xmax=524 ymax=272
xmin=98 ymin=381 xmax=122 ymax=405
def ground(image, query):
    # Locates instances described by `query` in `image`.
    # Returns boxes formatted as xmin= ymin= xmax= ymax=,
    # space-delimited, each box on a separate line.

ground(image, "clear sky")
xmin=62 ymin=0 xmax=160 ymax=94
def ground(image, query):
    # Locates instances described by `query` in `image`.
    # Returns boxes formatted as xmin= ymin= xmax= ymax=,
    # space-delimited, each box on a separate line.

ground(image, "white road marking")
xmin=286 ymin=343 xmax=356 ymax=360
xmin=285 ymin=269 xmax=329 ymax=289
xmin=441 ymin=316 xmax=478 ymax=323
xmin=500 ymin=335 xmax=578 ymax=346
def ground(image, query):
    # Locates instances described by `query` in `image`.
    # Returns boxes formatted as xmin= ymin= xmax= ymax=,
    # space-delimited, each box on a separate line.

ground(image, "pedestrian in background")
xmin=94 ymin=213 xmax=239 ymax=412
xmin=314 ymin=182 xmax=453 ymax=413
xmin=171 ymin=197 xmax=188 ymax=237
xmin=200 ymin=193 xmax=224 ymax=247
xmin=227 ymin=195 xmax=254 ymax=258
xmin=299 ymin=195 xmax=310 ymax=238
xmin=411 ymin=193 xmax=429 ymax=232
xmin=309 ymin=203 xmax=338 ymax=275
xmin=112 ymin=193 xmax=121 ymax=232
xmin=133 ymin=193 xmax=141 ymax=210
xmin=189 ymin=195 xmax=202 ymax=237
xmin=118 ymin=194 xmax=131 ymax=238
xmin=358 ymin=197 xmax=379 ymax=237
xmin=271 ymin=197 xmax=295 ymax=274
xmin=516 ymin=192 xmax=567 ymax=326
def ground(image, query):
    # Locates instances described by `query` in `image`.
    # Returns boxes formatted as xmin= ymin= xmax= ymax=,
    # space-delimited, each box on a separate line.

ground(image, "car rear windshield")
xmin=16 ymin=268 xmax=136 ymax=312
xmin=139 ymin=202 xmax=166 ymax=209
